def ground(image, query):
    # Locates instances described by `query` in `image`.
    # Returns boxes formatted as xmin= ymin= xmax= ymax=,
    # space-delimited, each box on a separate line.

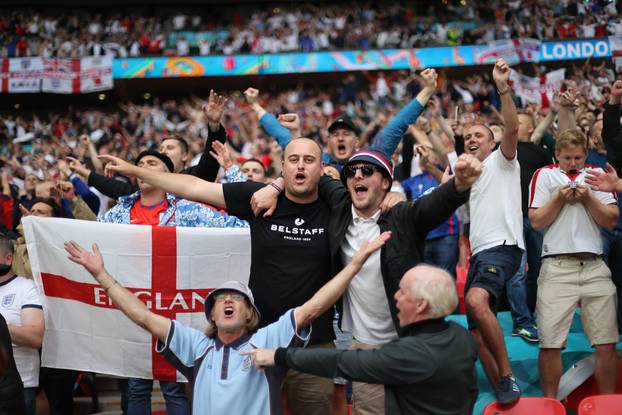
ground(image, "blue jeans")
xmin=424 ymin=234 xmax=459 ymax=279
xmin=127 ymin=378 xmax=189 ymax=415
xmin=506 ymin=217 xmax=541 ymax=329
xmin=602 ymin=227 xmax=622 ymax=328
xmin=23 ymin=386 xmax=37 ymax=415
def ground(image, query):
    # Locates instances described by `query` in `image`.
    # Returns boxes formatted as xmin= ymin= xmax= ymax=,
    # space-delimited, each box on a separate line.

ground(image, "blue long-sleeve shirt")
xmin=69 ymin=173 xmax=100 ymax=214
xmin=259 ymin=97 xmax=425 ymax=168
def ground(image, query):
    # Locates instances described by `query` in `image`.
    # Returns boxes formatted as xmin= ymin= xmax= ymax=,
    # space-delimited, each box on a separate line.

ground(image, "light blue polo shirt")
xmin=157 ymin=309 xmax=309 ymax=415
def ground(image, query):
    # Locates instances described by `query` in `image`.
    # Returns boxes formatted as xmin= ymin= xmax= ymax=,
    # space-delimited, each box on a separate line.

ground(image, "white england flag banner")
xmin=0 ymin=57 xmax=43 ymax=93
xmin=80 ymin=55 xmax=113 ymax=93
xmin=41 ymin=58 xmax=75 ymax=94
xmin=23 ymin=216 xmax=251 ymax=381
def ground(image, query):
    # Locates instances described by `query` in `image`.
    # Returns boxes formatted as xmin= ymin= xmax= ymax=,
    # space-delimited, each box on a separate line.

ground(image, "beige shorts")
xmin=536 ymin=256 xmax=619 ymax=348
xmin=283 ymin=343 xmax=335 ymax=415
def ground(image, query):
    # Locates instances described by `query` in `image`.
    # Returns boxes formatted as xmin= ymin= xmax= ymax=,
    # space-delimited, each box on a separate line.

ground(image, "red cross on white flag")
xmin=23 ymin=217 xmax=251 ymax=381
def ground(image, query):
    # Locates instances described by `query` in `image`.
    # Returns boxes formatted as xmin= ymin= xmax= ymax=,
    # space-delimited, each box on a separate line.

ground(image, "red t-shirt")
xmin=130 ymin=200 xmax=168 ymax=225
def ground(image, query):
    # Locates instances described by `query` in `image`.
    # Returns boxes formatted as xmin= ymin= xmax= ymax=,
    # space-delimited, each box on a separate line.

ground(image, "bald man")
xmin=244 ymin=265 xmax=478 ymax=415
xmin=102 ymin=138 xmax=339 ymax=414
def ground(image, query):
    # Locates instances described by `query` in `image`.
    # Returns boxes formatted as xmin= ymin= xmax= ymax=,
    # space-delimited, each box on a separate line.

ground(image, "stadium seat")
xmin=578 ymin=394 xmax=622 ymax=414
xmin=483 ymin=397 xmax=566 ymax=414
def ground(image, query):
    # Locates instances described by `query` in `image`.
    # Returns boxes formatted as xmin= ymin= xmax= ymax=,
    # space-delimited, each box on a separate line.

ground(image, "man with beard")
xmin=100 ymin=138 xmax=341 ymax=415
xmin=252 ymin=146 xmax=481 ymax=414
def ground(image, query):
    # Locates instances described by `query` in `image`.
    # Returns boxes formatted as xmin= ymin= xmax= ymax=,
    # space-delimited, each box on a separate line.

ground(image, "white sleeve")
xmin=492 ymin=147 xmax=518 ymax=170
xmin=594 ymin=189 xmax=617 ymax=206
xmin=21 ymin=279 xmax=42 ymax=309
xmin=529 ymin=168 xmax=551 ymax=209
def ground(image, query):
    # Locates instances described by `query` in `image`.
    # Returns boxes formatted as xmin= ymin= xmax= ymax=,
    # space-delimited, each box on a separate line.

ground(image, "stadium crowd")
xmin=2 ymin=0 xmax=622 ymax=58
xmin=1 ymin=51 xmax=622 ymax=415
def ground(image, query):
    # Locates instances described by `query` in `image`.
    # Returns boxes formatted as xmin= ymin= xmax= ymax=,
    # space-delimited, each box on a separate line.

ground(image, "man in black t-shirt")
xmin=511 ymin=112 xmax=553 ymax=342
xmin=102 ymin=138 xmax=337 ymax=415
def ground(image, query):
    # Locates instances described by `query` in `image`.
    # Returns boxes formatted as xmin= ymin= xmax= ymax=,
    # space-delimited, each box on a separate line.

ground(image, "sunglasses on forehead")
xmin=343 ymin=164 xmax=378 ymax=178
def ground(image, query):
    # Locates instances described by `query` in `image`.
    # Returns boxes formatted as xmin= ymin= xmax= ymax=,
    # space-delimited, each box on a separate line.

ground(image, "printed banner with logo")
xmin=23 ymin=217 xmax=251 ymax=380
xmin=42 ymin=55 xmax=113 ymax=94
xmin=0 ymin=57 xmax=43 ymax=93
xmin=510 ymin=68 xmax=566 ymax=105
xmin=0 ymin=56 xmax=113 ymax=94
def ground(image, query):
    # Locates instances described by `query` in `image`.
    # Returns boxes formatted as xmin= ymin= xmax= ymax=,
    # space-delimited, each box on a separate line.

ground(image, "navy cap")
xmin=340 ymin=148 xmax=394 ymax=183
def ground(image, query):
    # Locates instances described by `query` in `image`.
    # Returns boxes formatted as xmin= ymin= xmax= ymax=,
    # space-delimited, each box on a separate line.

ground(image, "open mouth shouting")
xmin=224 ymin=306 xmax=234 ymax=318
xmin=336 ymin=143 xmax=347 ymax=157
xmin=294 ymin=172 xmax=307 ymax=185
xmin=354 ymin=183 xmax=368 ymax=198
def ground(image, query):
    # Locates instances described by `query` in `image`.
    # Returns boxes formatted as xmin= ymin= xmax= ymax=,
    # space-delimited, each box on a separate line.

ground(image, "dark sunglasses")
xmin=344 ymin=164 xmax=377 ymax=178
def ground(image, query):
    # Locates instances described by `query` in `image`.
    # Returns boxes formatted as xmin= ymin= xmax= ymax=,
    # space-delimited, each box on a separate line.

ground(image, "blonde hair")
xmin=556 ymin=129 xmax=588 ymax=151
xmin=205 ymin=300 xmax=260 ymax=338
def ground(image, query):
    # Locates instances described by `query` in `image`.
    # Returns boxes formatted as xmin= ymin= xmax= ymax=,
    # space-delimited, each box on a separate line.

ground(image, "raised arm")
xmin=557 ymin=88 xmax=578 ymax=133
xmin=184 ymin=89 xmax=229 ymax=182
xmin=494 ymin=59 xmax=519 ymax=160
xmin=530 ymin=108 xmax=556 ymax=145
xmin=64 ymin=241 xmax=170 ymax=342
xmin=293 ymin=231 xmax=390 ymax=328
xmin=99 ymin=155 xmax=226 ymax=208
xmin=371 ymin=68 xmax=437 ymax=156
xmin=245 ymin=87 xmax=292 ymax=150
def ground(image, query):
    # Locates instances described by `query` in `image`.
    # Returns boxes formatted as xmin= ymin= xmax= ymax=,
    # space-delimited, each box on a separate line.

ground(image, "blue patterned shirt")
xmin=99 ymin=191 xmax=248 ymax=228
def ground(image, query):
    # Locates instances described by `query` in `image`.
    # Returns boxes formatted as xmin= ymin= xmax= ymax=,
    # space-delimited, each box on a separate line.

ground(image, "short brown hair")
xmin=556 ymin=129 xmax=588 ymax=151
xmin=204 ymin=299 xmax=260 ymax=339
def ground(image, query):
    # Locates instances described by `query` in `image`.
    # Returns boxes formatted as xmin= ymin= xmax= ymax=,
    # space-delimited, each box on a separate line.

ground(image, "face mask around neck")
xmin=0 ymin=264 xmax=12 ymax=276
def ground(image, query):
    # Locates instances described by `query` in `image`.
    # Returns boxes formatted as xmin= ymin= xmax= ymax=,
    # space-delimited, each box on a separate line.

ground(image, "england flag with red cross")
xmin=23 ymin=216 xmax=251 ymax=381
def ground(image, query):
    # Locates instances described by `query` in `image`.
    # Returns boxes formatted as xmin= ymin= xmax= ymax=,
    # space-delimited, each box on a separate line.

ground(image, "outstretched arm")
xmin=64 ymin=241 xmax=170 ymax=342
xmin=371 ymin=68 xmax=437 ymax=156
xmin=99 ymin=155 xmax=226 ymax=208
xmin=494 ymin=59 xmax=519 ymax=160
xmin=293 ymin=232 xmax=391 ymax=328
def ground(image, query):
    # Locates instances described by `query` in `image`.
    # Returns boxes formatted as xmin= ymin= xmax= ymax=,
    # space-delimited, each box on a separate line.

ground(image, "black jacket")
xmin=87 ymin=124 xmax=228 ymax=200
xmin=276 ymin=318 xmax=478 ymax=415
xmin=319 ymin=176 xmax=469 ymax=335
xmin=602 ymin=103 xmax=622 ymax=172
xmin=0 ymin=314 xmax=26 ymax=415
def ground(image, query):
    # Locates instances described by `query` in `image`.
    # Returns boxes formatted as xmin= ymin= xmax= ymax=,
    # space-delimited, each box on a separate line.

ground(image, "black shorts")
xmin=465 ymin=244 xmax=522 ymax=329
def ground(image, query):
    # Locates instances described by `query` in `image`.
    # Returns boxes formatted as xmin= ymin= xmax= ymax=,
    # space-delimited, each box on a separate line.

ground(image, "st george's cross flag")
xmin=23 ymin=216 xmax=251 ymax=381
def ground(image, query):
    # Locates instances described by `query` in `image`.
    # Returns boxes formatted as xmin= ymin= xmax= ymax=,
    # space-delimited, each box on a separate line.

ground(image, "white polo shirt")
xmin=529 ymin=165 xmax=617 ymax=256
xmin=0 ymin=275 xmax=42 ymax=388
xmin=340 ymin=207 xmax=397 ymax=345
xmin=469 ymin=148 xmax=525 ymax=255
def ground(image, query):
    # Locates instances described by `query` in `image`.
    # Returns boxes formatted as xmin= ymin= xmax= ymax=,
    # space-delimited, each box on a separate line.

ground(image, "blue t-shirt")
xmin=401 ymin=173 xmax=459 ymax=240
xmin=158 ymin=309 xmax=309 ymax=415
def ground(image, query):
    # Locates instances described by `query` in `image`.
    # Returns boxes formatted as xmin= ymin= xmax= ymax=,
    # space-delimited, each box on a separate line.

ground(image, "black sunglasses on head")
xmin=344 ymin=164 xmax=377 ymax=178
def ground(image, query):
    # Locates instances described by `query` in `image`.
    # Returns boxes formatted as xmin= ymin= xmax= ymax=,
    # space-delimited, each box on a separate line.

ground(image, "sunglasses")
xmin=214 ymin=292 xmax=245 ymax=302
xmin=344 ymin=164 xmax=377 ymax=178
